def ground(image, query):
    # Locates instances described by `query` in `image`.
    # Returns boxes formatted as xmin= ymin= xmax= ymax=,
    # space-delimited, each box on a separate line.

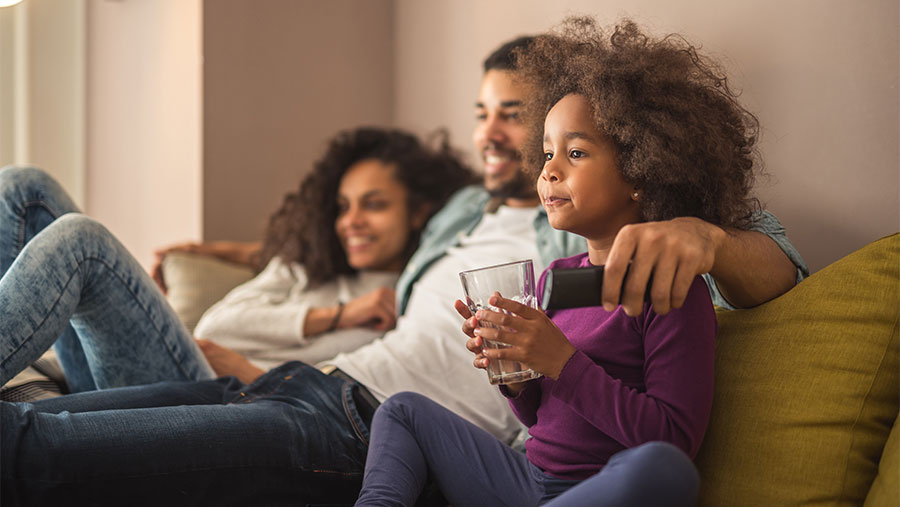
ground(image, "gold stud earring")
xmin=631 ymin=191 xmax=640 ymax=200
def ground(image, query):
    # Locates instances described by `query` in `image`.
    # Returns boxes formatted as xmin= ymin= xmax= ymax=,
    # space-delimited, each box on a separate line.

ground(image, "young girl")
xmin=354 ymin=18 xmax=762 ymax=506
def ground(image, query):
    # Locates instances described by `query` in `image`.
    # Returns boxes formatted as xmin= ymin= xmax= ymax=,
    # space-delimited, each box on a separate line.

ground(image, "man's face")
xmin=473 ymin=70 xmax=535 ymax=201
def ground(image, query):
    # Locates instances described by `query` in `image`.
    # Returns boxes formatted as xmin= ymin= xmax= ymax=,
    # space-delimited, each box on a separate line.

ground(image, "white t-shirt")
xmin=328 ymin=206 xmax=542 ymax=443
xmin=194 ymin=257 xmax=398 ymax=371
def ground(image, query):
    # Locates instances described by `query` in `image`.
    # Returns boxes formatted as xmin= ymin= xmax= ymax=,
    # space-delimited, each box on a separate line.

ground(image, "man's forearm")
xmin=711 ymin=229 xmax=798 ymax=308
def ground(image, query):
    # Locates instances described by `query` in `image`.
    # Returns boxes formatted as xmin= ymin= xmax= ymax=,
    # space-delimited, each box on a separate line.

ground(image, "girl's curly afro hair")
xmin=517 ymin=17 xmax=762 ymax=228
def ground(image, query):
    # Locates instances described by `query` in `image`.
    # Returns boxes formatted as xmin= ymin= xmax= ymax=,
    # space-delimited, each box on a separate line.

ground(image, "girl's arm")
xmin=475 ymin=277 xmax=715 ymax=456
xmin=551 ymin=277 xmax=716 ymax=457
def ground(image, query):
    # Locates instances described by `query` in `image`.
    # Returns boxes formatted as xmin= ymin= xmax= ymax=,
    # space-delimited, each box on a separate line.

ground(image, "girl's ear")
xmin=410 ymin=203 xmax=432 ymax=230
xmin=631 ymin=189 xmax=642 ymax=201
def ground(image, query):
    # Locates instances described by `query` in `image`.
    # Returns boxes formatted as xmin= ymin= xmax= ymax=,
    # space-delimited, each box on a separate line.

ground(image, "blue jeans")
xmin=355 ymin=392 xmax=700 ymax=507
xmin=0 ymin=166 xmax=214 ymax=389
xmin=1 ymin=361 xmax=371 ymax=505
xmin=0 ymin=167 xmax=370 ymax=504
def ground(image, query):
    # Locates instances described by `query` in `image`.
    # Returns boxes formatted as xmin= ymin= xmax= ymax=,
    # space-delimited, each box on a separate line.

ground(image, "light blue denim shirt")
xmin=396 ymin=185 xmax=808 ymax=314
xmin=702 ymin=210 xmax=809 ymax=308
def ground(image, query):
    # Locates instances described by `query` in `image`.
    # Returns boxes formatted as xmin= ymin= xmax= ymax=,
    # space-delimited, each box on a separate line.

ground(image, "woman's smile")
xmin=345 ymin=234 xmax=377 ymax=250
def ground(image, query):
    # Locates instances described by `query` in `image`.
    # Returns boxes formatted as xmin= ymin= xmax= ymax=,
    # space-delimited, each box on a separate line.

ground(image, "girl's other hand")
xmin=473 ymin=294 xmax=576 ymax=380
xmin=454 ymin=299 xmax=490 ymax=371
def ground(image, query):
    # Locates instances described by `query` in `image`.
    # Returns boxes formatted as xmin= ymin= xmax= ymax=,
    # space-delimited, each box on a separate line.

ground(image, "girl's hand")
xmin=339 ymin=287 xmax=397 ymax=331
xmin=472 ymin=293 xmax=577 ymax=380
xmin=454 ymin=300 xmax=490 ymax=371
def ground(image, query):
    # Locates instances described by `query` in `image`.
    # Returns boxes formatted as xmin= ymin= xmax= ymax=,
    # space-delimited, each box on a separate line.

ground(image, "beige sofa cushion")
xmin=162 ymin=252 xmax=255 ymax=333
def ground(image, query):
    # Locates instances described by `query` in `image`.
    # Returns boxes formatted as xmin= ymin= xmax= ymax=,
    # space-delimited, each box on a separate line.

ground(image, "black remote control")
xmin=541 ymin=265 xmax=652 ymax=311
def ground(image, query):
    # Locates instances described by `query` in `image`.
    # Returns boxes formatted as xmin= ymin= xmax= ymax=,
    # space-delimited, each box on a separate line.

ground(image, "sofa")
xmin=162 ymin=233 xmax=900 ymax=506
xmin=4 ymin=234 xmax=897 ymax=505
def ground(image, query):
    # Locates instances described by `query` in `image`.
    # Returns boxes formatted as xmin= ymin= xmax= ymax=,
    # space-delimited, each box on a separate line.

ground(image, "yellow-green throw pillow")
xmin=864 ymin=411 xmax=899 ymax=506
xmin=695 ymin=234 xmax=899 ymax=506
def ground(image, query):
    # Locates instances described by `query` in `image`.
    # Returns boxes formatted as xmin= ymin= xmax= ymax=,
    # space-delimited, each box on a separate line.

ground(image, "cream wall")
xmin=7 ymin=0 xmax=898 ymax=274
xmin=202 ymin=0 xmax=394 ymax=242
xmin=0 ymin=0 xmax=85 ymax=206
xmin=6 ymin=0 xmax=394 ymax=270
xmin=393 ymin=0 xmax=900 ymax=272
xmin=86 ymin=0 xmax=203 ymax=269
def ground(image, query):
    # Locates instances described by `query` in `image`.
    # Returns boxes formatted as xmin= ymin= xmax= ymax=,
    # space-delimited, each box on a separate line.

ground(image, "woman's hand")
xmin=466 ymin=293 xmax=576 ymax=380
xmin=339 ymin=287 xmax=397 ymax=331
xmin=195 ymin=339 xmax=265 ymax=384
xmin=303 ymin=287 xmax=396 ymax=336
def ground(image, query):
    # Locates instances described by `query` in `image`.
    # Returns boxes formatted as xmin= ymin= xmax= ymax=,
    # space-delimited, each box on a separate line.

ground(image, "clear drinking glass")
xmin=459 ymin=259 xmax=543 ymax=385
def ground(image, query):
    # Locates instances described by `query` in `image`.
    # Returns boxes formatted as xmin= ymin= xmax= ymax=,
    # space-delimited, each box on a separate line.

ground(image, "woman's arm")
xmin=303 ymin=287 xmax=397 ymax=335
xmin=195 ymin=259 xmax=398 ymax=349
xmin=193 ymin=258 xmax=316 ymax=346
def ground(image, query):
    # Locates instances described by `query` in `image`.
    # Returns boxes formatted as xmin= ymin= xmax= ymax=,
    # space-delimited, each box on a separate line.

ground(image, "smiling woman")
xmin=335 ymin=159 xmax=429 ymax=274
xmin=189 ymin=127 xmax=477 ymax=376
xmin=0 ymin=128 xmax=474 ymax=395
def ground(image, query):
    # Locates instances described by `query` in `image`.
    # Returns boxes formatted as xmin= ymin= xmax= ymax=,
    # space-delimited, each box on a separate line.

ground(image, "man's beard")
xmin=486 ymin=168 xmax=537 ymax=201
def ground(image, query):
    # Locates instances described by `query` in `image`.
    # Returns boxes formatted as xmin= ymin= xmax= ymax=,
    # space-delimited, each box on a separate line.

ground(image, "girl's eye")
xmin=543 ymin=152 xmax=553 ymax=162
xmin=569 ymin=150 xmax=585 ymax=159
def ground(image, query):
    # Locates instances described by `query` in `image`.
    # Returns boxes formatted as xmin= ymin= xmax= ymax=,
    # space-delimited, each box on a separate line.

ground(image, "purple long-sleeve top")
xmin=506 ymin=252 xmax=716 ymax=481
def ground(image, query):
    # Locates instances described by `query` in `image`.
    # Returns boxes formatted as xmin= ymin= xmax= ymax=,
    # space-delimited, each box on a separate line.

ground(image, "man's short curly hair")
xmin=257 ymin=127 xmax=476 ymax=286
xmin=517 ymin=17 xmax=761 ymax=228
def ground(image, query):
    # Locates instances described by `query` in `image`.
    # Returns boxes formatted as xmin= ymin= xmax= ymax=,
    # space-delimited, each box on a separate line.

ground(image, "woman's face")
xmin=537 ymin=94 xmax=640 ymax=243
xmin=335 ymin=159 xmax=421 ymax=272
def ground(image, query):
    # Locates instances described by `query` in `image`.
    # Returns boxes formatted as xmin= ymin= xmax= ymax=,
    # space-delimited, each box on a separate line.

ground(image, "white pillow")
xmin=162 ymin=252 xmax=255 ymax=333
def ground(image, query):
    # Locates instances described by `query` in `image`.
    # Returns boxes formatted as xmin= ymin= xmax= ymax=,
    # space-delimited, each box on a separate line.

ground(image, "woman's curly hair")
xmin=517 ymin=17 xmax=761 ymax=228
xmin=257 ymin=127 xmax=476 ymax=286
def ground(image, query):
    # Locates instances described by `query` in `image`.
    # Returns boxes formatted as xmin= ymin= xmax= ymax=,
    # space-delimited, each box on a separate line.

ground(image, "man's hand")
xmin=195 ymin=339 xmax=264 ymax=384
xmin=603 ymin=217 xmax=725 ymax=316
xmin=151 ymin=241 xmax=262 ymax=293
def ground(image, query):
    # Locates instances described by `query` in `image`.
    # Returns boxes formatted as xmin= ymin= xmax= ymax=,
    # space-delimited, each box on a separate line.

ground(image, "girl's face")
xmin=335 ymin=159 xmax=424 ymax=272
xmin=537 ymin=94 xmax=640 ymax=243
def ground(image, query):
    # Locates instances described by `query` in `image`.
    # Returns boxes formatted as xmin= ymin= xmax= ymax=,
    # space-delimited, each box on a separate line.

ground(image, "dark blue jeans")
xmin=1 ymin=361 xmax=371 ymax=506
